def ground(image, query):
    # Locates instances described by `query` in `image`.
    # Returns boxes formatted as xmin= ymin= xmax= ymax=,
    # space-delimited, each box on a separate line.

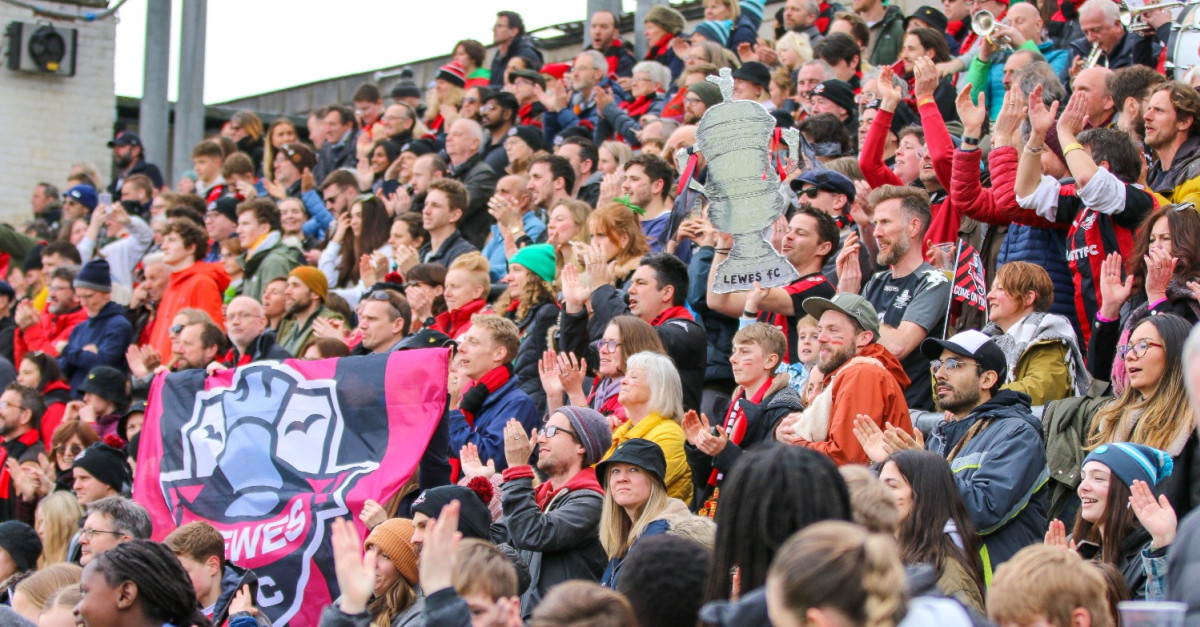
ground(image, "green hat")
xmin=509 ymin=244 xmax=556 ymax=283
xmin=688 ymin=81 xmax=723 ymax=108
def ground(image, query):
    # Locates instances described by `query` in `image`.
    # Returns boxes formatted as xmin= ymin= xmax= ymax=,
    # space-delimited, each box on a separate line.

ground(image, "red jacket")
xmin=949 ymin=145 xmax=1062 ymax=229
xmin=39 ymin=379 xmax=72 ymax=447
xmin=13 ymin=306 xmax=88 ymax=365
xmin=148 ymin=262 xmax=230 ymax=360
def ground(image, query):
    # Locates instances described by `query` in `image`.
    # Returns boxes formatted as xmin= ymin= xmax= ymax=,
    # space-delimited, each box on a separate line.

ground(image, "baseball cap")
xmin=802 ymin=294 xmax=881 ymax=338
xmin=790 ymin=169 xmax=856 ymax=203
xmin=920 ymin=330 xmax=1008 ymax=382
xmin=64 ymin=184 xmax=98 ymax=210
xmin=108 ymin=131 xmax=142 ymax=148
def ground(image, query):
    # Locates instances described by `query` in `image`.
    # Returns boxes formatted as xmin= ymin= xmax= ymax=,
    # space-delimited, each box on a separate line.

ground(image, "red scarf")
xmin=427 ymin=114 xmax=445 ymax=134
xmin=647 ymin=34 xmax=674 ymax=60
xmin=661 ymin=89 xmax=686 ymax=121
xmin=518 ymin=102 xmax=544 ymax=128
xmin=459 ymin=365 xmax=512 ymax=428
xmin=432 ymin=299 xmax=488 ymax=339
xmin=502 ymin=465 xmax=605 ymax=509
xmin=708 ymin=379 xmax=772 ymax=486
xmin=621 ymin=94 xmax=659 ymax=119
xmin=650 ymin=305 xmax=694 ymax=327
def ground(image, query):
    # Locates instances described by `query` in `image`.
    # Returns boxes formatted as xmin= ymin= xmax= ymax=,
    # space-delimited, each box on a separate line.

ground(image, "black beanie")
xmin=410 ymin=485 xmax=491 ymax=540
xmin=74 ymin=259 xmax=112 ymax=293
xmin=0 ymin=521 xmax=42 ymax=572
xmin=73 ymin=441 xmax=132 ymax=494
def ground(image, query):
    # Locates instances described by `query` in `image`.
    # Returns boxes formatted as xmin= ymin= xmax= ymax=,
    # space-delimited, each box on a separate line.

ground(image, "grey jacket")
xmin=319 ymin=595 xmax=425 ymax=627
xmin=492 ymin=471 xmax=607 ymax=616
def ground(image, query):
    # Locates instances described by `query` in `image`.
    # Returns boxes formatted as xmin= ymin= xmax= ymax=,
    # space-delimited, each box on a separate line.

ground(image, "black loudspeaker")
xmin=6 ymin=21 xmax=78 ymax=76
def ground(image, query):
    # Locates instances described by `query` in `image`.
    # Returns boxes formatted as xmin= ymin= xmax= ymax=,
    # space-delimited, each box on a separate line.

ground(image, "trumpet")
xmin=972 ymin=10 xmax=1013 ymax=51
xmin=1119 ymin=0 xmax=1186 ymax=32
xmin=1083 ymin=42 xmax=1107 ymax=68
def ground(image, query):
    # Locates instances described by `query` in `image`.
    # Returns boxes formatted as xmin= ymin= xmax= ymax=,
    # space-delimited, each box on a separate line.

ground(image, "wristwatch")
xmin=961 ymin=136 xmax=980 ymax=147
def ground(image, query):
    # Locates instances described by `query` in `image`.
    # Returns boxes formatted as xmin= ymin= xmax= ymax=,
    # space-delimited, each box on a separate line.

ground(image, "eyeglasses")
xmin=684 ymin=97 xmax=704 ymax=105
xmin=54 ymin=443 xmax=84 ymax=458
xmin=481 ymin=105 xmax=497 ymax=113
xmin=81 ymin=528 xmax=125 ymax=540
xmin=543 ymin=424 xmax=579 ymax=441
xmin=226 ymin=312 xmax=262 ymax=321
xmin=798 ymin=187 xmax=822 ymax=199
xmin=0 ymin=400 xmax=24 ymax=411
xmin=382 ymin=115 xmax=409 ymax=122
xmin=463 ymin=97 xmax=478 ymax=104
xmin=169 ymin=324 xmax=185 ymax=336
xmin=930 ymin=358 xmax=982 ymax=373
xmin=597 ymin=339 xmax=621 ymax=352
xmin=1117 ymin=340 xmax=1164 ymax=361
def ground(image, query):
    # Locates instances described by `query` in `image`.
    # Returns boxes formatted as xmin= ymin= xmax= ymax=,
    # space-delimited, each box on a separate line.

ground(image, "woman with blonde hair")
xmin=541 ymin=315 xmax=665 ymax=421
xmin=431 ymin=252 xmax=492 ymax=340
xmin=35 ymin=491 xmax=84 ymax=566
xmin=545 ymin=198 xmax=591 ymax=277
xmin=586 ymin=203 xmax=651 ymax=289
xmin=424 ymin=62 xmax=466 ymax=137
xmin=599 ymin=141 xmax=634 ymax=176
xmin=766 ymin=521 xmax=909 ymax=627
xmin=37 ymin=583 xmax=81 ymax=627
xmin=263 ymin=118 xmax=298 ymax=181
xmin=596 ymin=438 xmax=691 ymax=588
xmin=11 ymin=563 xmax=82 ymax=621
xmin=602 ymin=352 xmax=692 ymax=503
xmin=496 ymin=244 xmax=560 ymax=412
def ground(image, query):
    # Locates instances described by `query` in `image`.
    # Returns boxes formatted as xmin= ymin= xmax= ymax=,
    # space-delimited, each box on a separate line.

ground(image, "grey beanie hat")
xmin=555 ymin=406 xmax=613 ymax=467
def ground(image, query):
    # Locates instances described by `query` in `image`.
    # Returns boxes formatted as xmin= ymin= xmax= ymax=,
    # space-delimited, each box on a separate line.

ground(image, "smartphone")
xmin=97 ymin=192 xmax=112 ymax=211
xmin=381 ymin=179 xmax=401 ymax=197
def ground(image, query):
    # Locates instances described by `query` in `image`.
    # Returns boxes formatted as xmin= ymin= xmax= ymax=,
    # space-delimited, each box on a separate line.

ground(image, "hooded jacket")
xmin=39 ymin=380 xmax=72 ymax=446
xmin=796 ymin=343 xmax=912 ymax=466
xmin=240 ymin=234 xmax=301 ymax=301
xmin=58 ymin=301 xmax=133 ymax=394
xmin=867 ymin=4 xmax=906 ymax=66
xmin=151 ymin=261 xmax=231 ymax=360
xmin=488 ymin=34 xmax=544 ymax=90
xmin=685 ymin=375 xmax=802 ymax=508
xmin=495 ymin=465 xmax=607 ymax=614
xmin=927 ymin=390 xmax=1048 ymax=578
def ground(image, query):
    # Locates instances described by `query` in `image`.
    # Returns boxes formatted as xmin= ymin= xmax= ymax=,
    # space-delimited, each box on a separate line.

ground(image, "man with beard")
xmin=218 ymin=296 xmax=290 ymax=367
xmin=707 ymin=207 xmax=838 ymax=362
xmin=915 ymin=330 xmax=1048 ymax=571
xmin=174 ymin=321 xmax=224 ymax=371
xmin=1110 ymin=65 xmax=1165 ymax=143
xmin=480 ymin=92 xmax=518 ymax=173
xmin=773 ymin=293 xmax=912 ymax=466
xmin=276 ymin=267 xmax=341 ymax=356
xmin=621 ymin=154 xmax=674 ymax=252
xmin=683 ymin=82 xmax=722 ymax=125
xmin=526 ymin=155 xmax=574 ymax=225
xmin=0 ymin=384 xmax=45 ymax=522
xmin=836 ymin=185 xmax=950 ymax=412
xmin=587 ymin=10 xmax=635 ymax=78
xmin=1145 ymin=81 xmax=1200 ymax=198
xmin=487 ymin=406 xmax=611 ymax=611
xmin=106 ymin=131 xmax=164 ymax=199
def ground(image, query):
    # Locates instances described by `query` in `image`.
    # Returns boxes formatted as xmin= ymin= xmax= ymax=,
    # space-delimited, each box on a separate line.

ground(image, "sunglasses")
xmin=54 ymin=443 xmax=84 ymax=458
xmin=797 ymin=187 xmax=822 ymax=199
xmin=169 ymin=323 xmax=185 ymax=335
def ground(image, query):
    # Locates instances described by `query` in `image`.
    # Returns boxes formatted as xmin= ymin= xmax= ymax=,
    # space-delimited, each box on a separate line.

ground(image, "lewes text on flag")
xmin=133 ymin=349 xmax=449 ymax=626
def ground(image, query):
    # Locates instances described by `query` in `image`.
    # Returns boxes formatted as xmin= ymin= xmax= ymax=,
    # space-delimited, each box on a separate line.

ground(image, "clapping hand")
xmin=682 ymin=410 xmax=727 ymax=456
xmin=359 ymin=499 xmax=388 ymax=530
xmin=459 ymin=442 xmax=497 ymax=479
xmin=1130 ymin=479 xmax=1177 ymax=549
xmin=1044 ymin=519 xmax=1077 ymax=550
xmin=330 ymin=518 xmax=375 ymax=614
xmin=502 ymin=418 xmax=537 ymax=470
xmin=418 ymin=500 xmax=462 ymax=594
xmin=913 ymin=57 xmax=939 ymax=101
xmin=1056 ymin=90 xmax=1090 ymax=139
xmin=955 ymin=85 xmax=987 ymax=139
xmin=1027 ymin=84 xmax=1060 ymax=139
xmin=876 ymin=65 xmax=902 ymax=112
xmin=1098 ymin=252 xmax=1134 ymax=319
xmin=835 ymin=231 xmax=863 ymax=294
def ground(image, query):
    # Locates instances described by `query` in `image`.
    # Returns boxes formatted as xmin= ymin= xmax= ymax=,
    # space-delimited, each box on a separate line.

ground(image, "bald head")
xmin=1006 ymin=3 xmax=1044 ymax=43
xmin=1074 ymin=67 xmax=1116 ymax=125
xmin=226 ymin=296 xmax=267 ymax=351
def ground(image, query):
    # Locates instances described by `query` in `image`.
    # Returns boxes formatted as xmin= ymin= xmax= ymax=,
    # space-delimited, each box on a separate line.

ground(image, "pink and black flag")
xmin=953 ymin=243 xmax=988 ymax=313
xmin=134 ymin=349 xmax=450 ymax=626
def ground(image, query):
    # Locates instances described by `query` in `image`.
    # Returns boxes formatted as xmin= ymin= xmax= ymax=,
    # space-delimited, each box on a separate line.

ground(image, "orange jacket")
xmin=800 ymin=343 xmax=913 ymax=466
xmin=147 ymin=262 xmax=230 ymax=359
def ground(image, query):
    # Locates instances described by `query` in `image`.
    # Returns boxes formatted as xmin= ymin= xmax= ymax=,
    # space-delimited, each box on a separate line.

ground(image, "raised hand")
xmin=330 ymin=518 xmax=374 ymax=614
xmin=1099 ymin=252 xmax=1134 ymax=319
xmin=913 ymin=57 xmax=939 ymax=101
xmin=555 ymin=351 xmax=587 ymax=396
xmin=1056 ymin=90 xmax=1090 ymax=139
xmin=560 ymin=262 xmax=593 ymax=313
xmin=1130 ymin=479 xmax=1177 ymax=549
xmin=502 ymin=418 xmax=537 ymax=470
xmin=1026 ymin=85 xmax=1060 ymax=139
xmin=538 ymin=350 xmax=565 ymax=399
xmin=955 ymin=86 xmax=987 ymax=138
xmin=835 ymin=231 xmax=863 ymax=294
xmin=359 ymin=499 xmax=388 ymax=529
xmin=1044 ymin=519 xmax=1076 ymax=550
xmin=852 ymin=414 xmax=893 ymax=463
xmin=993 ymin=89 xmax=1027 ymax=149
xmin=876 ymin=65 xmax=902 ymax=111
xmin=1144 ymin=247 xmax=1178 ymax=303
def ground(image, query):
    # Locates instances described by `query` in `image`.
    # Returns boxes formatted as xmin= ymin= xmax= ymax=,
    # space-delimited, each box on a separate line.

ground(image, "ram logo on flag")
xmin=953 ymin=243 xmax=987 ymax=312
xmin=134 ymin=349 xmax=449 ymax=626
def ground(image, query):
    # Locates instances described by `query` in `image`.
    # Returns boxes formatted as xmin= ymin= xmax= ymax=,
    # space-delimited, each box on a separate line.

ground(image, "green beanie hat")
xmin=509 ymin=244 xmax=556 ymax=283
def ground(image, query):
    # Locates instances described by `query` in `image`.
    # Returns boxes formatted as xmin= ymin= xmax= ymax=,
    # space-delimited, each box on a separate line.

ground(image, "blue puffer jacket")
xmin=997 ymin=224 xmax=1080 ymax=335
xmin=926 ymin=390 xmax=1049 ymax=580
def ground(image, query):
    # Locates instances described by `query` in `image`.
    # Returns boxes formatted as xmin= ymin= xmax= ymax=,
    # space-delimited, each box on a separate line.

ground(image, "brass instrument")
xmin=1120 ymin=0 xmax=1185 ymax=32
xmin=1083 ymin=42 xmax=1107 ymax=68
xmin=972 ymin=10 xmax=1013 ymax=51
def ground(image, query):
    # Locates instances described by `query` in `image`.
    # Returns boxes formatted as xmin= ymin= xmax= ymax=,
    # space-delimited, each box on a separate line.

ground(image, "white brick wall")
xmin=0 ymin=2 xmax=115 ymax=228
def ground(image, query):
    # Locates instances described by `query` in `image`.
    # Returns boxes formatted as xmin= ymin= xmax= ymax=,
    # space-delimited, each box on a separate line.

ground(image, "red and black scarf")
xmin=708 ymin=379 xmax=772 ymax=486
xmin=621 ymin=94 xmax=659 ymax=120
xmin=650 ymin=305 xmax=694 ymax=327
xmin=646 ymin=34 xmax=674 ymax=61
xmin=459 ymin=364 xmax=513 ymax=427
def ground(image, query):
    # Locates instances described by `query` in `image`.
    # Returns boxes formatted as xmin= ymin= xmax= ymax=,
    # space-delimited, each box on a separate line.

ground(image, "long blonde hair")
xmin=14 ymin=563 xmax=82 ymax=611
xmin=426 ymin=85 xmax=465 ymax=125
xmin=767 ymin=521 xmax=909 ymax=627
xmin=36 ymin=491 xmax=84 ymax=567
xmin=1087 ymin=315 xmax=1194 ymax=453
xmin=598 ymin=470 xmax=671 ymax=559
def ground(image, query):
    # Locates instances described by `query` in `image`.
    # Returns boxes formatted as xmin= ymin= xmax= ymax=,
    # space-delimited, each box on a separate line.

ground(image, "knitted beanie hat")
xmin=436 ymin=62 xmax=467 ymax=88
xmin=645 ymin=5 xmax=686 ymax=35
xmin=73 ymin=440 xmax=132 ymax=494
xmin=74 ymin=259 xmax=112 ymax=293
xmin=365 ymin=518 xmax=420 ymax=586
xmin=1084 ymin=443 xmax=1174 ymax=488
xmin=555 ymin=406 xmax=613 ymax=467
xmin=289 ymin=266 xmax=328 ymax=300
xmin=692 ymin=20 xmax=733 ymax=47
xmin=509 ymin=244 xmax=556 ymax=283
xmin=0 ymin=521 xmax=42 ymax=572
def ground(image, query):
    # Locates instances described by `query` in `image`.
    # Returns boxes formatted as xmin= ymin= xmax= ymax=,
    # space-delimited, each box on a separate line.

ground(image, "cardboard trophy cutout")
xmin=680 ymin=68 xmax=801 ymax=294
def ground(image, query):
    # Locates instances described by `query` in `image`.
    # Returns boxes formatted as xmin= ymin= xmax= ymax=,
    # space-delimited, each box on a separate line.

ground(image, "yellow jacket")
xmin=603 ymin=413 xmax=693 ymax=504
